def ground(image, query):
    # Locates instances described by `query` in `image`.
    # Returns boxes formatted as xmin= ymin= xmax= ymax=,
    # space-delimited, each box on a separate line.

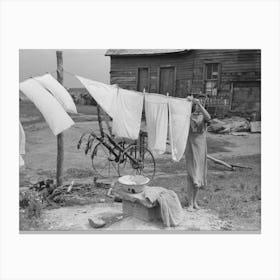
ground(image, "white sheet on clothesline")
xmin=19 ymin=78 xmax=74 ymax=136
xmin=34 ymin=73 xmax=77 ymax=114
xmin=76 ymin=76 xmax=117 ymax=118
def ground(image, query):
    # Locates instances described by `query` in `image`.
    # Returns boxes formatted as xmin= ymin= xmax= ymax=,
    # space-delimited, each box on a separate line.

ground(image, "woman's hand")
xmin=187 ymin=96 xmax=201 ymax=105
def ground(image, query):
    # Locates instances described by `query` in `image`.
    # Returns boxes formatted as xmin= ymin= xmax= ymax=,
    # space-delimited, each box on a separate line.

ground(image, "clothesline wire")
xmin=47 ymin=67 xmax=193 ymax=102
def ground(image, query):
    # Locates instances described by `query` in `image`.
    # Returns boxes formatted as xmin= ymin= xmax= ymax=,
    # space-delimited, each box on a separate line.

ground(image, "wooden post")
xmin=56 ymin=51 xmax=64 ymax=186
xmin=97 ymin=105 xmax=104 ymax=138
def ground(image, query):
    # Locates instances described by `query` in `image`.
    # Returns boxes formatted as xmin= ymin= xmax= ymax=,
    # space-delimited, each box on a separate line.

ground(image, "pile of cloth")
xmin=143 ymin=186 xmax=183 ymax=227
xmin=208 ymin=116 xmax=250 ymax=134
xmin=77 ymin=77 xmax=192 ymax=162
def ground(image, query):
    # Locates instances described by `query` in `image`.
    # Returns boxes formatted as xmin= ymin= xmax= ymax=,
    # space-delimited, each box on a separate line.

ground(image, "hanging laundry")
xmin=76 ymin=76 xmax=117 ymax=118
xmin=145 ymin=94 xmax=169 ymax=155
xmin=19 ymin=122 xmax=25 ymax=167
xmin=112 ymin=88 xmax=144 ymax=140
xmin=19 ymin=79 xmax=74 ymax=136
xmin=168 ymin=98 xmax=192 ymax=161
xmin=19 ymin=155 xmax=24 ymax=167
xmin=34 ymin=74 xmax=77 ymax=114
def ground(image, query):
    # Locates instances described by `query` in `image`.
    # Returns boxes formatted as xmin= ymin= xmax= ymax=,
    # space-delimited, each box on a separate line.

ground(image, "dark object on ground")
xmin=113 ymin=196 xmax=122 ymax=203
xmin=207 ymin=155 xmax=252 ymax=171
xmin=19 ymin=189 xmax=42 ymax=218
xmin=30 ymin=179 xmax=55 ymax=192
xmin=88 ymin=218 xmax=106 ymax=228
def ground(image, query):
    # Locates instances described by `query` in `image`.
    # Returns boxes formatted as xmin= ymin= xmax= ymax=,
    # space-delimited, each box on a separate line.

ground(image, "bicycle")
xmin=77 ymin=130 xmax=156 ymax=180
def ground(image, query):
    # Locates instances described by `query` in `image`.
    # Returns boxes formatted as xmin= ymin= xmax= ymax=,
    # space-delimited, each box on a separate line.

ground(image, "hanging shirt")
xmin=76 ymin=76 xmax=117 ymax=118
xmin=19 ymin=122 xmax=26 ymax=166
xmin=168 ymin=98 xmax=192 ymax=161
xmin=112 ymin=88 xmax=144 ymax=140
xmin=34 ymin=74 xmax=77 ymax=114
xmin=19 ymin=79 xmax=74 ymax=136
xmin=145 ymin=94 xmax=169 ymax=155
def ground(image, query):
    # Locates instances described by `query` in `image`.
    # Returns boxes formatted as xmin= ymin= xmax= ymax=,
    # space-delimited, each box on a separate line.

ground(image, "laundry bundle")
xmin=143 ymin=186 xmax=183 ymax=227
xmin=19 ymin=78 xmax=74 ymax=136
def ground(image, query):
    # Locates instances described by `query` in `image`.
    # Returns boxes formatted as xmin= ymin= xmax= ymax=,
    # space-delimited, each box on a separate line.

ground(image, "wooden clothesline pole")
xmin=56 ymin=51 xmax=64 ymax=187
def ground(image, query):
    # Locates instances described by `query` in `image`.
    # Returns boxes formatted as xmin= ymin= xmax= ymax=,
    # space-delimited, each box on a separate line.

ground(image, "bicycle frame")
xmin=92 ymin=132 xmax=143 ymax=167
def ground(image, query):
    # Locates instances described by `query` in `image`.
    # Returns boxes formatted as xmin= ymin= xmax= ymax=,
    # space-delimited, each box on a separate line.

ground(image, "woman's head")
xmin=191 ymin=103 xmax=199 ymax=113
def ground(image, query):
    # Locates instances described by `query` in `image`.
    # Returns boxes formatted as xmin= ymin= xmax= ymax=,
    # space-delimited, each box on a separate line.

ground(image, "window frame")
xmin=204 ymin=62 xmax=221 ymax=95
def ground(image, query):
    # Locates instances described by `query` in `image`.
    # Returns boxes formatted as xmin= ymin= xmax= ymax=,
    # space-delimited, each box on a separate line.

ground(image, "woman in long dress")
xmin=185 ymin=95 xmax=211 ymax=211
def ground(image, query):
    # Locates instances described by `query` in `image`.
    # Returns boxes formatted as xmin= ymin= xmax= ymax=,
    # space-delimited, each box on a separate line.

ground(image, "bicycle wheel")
xmin=118 ymin=144 xmax=156 ymax=180
xmin=91 ymin=142 xmax=119 ymax=178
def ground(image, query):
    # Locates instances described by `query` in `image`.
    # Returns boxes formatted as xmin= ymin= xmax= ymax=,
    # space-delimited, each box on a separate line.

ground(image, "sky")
xmin=19 ymin=49 xmax=110 ymax=88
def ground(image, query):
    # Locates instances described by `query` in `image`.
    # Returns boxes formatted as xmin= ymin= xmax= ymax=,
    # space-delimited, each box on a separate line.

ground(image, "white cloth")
xmin=19 ymin=122 xmax=25 ymax=155
xmin=168 ymin=98 xmax=192 ymax=161
xmin=76 ymin=76 xmax=117 ymax=118
xmin=143 ymin=186 xmax=183 ymax=227
xmin=19 ymin=155 xmax=24 ymax=167
xmin=145 ymin=94 xmax=168 ymax=155
xmin=34 ymin=74 xmax=77 ymax=114
xmin=19 ymin=122 xmax=25 ymax=166
xmin=112 ymin=88 xmax=144 ymax=140
xmin=19 ymin=79 xmax=74 ymax=136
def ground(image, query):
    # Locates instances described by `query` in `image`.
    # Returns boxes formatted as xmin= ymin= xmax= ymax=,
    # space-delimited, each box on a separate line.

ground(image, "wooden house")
xmin=105 ymin=49 xmax=261 ymax=118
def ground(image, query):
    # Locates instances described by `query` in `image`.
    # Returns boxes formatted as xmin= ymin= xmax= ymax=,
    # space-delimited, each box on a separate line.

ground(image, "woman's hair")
xmin=191 ymin=103 xmax=196 ymax=113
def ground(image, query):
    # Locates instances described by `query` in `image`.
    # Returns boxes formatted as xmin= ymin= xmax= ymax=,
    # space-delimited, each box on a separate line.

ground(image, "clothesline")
xmin=60 ymin=67 xmax=194 ymax=102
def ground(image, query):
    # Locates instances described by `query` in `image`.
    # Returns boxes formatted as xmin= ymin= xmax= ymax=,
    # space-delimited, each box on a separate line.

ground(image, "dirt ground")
xmin=19 ymin=101 xmax=261 ymax=232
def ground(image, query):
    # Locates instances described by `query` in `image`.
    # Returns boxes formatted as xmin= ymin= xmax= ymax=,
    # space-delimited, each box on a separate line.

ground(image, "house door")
xmin=137 ymin=67 xmax=149 ymax=92
xmin=159 ymin=67 xmax=175 ymax=95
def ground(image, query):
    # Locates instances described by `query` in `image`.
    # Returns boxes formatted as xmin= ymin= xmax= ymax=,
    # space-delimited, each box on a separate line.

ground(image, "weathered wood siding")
xmin=110 ymin=52 xmax=195 ymax=97
xmin=109 ymin=49 xmax=261 ymax=115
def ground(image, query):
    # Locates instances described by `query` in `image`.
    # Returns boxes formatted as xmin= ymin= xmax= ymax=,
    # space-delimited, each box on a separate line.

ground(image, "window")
xmin=204 ymin=63 xmax=220 ymax=96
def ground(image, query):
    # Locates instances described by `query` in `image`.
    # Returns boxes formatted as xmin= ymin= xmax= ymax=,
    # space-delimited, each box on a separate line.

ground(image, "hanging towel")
xmin=112 ymin=88 xmax=143 ymax=140
xmin=168 ymin=98 xmax=192 ymax=161
xmin=76 ymin=76 xmax=117 ymax=118
xmin=19 ymin=79 xmax=74 ymax=136
xmin=19 ymin=122 xmax=25 ymax=166
xmin=143 ymin=186 xmax=183 ymax=227
xmin=145 ymin=94 xmax=168 ymax=155
xmin=34 ymin=74 xmax=77 ymax=114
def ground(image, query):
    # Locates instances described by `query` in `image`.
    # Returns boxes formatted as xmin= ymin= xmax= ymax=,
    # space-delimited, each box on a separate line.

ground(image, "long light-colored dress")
xmin=185 ymin=112 xmax=208 ymax=188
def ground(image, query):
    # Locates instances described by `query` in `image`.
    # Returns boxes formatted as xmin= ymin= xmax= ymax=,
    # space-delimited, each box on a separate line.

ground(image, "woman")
xmin=185 ymin=94 xmax=211 ymax=211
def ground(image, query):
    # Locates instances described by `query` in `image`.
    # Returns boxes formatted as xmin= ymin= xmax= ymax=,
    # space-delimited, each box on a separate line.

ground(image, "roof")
xmin=105 ymin=49 xmax=188 ymax=56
